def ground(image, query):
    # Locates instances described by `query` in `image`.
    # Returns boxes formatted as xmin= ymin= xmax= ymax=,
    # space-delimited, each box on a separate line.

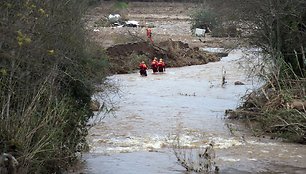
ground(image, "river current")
xmin=81 ymin=49 xmax=306 ymax=174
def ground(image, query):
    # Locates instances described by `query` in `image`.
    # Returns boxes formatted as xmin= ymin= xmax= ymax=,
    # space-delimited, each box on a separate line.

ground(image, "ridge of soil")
xmin=106 ymin=40 xmax=226 ymax=74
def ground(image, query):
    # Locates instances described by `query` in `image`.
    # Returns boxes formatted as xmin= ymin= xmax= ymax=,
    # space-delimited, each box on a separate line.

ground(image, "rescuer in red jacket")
xmin=157 ymin=59 xmax=166 ymax=73
xmin=139 ymin=61 xmax=147 ymax=76
xmin=151 ymin=57 xmax=158 ymax=74
xmin=146 ymin=28 xmax=153 ymax=43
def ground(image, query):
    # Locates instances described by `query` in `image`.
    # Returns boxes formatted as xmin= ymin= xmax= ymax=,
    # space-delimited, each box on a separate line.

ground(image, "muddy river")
xmin=82 ymin=49 xmax=306 ymax=174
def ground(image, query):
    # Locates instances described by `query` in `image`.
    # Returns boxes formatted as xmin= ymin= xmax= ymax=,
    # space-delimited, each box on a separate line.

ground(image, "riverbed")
xmin=81 ymin=49 xmax=306 ymax=174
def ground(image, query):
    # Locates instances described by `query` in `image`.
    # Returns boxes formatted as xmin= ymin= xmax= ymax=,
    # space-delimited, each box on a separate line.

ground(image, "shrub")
xmin=190 ymin=7 xmax=219 ymax=30
xmin=0 ymin=0 xmax=108 ymax=172
xmin=112 ymin=1 xmax=129 ymax=11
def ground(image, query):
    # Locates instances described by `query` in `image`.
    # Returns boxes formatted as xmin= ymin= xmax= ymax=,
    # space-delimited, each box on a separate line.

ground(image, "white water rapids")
xmin=80 ymin=49 xmax=306 ymax=174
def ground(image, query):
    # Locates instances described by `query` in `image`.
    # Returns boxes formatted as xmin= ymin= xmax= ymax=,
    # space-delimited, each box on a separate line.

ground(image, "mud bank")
xmin=106 ymin=40 xmax=227 ymax=74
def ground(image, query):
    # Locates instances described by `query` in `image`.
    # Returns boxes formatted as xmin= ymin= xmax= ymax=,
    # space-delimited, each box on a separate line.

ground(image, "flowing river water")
xmin=81 ymin=49 xmax=306 ymax=174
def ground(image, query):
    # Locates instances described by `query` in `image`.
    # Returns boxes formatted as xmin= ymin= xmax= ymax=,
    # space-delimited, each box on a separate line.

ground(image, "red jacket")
xmin=139 ymin=63 xmax=147 ymax=70
xmin=157 ymin=61 xmax=165 ymax=67
xmin=151 ymin=60 xmax=158 ymax=68
xmin=146 ymin=28 xmax=152 ymax=38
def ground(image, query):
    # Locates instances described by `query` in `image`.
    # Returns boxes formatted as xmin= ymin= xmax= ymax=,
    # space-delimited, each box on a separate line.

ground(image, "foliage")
xmin=0 ymin=0 xmax=108 ymax=172
xmin=242 ymin=1 xmax=306 ymax=143
xmin=173 ymin=145 xmax=219 ymax=173
xmin=208 ymin=0 xmax=306 ymax=143
xmin=227 ymin=69 xmax=306 ymax=143
xmin=247 ymin=0 xmax=306 ymax=78
xmin=216 ymin=0 xmax=306 ymax=77
xmin=190 ymin=6 xmax=219 ymax=30
xmin=112 ymin=1 xmax=129 ymax=10
xmin=110 ymin=1 xmax=129 ymax=21
xmin=171 ymin=126 xmax=219 ymax=173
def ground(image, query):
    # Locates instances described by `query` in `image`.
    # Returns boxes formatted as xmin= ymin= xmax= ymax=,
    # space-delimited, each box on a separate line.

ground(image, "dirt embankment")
xmin=106 ymin=40 xmax=224 ymax=74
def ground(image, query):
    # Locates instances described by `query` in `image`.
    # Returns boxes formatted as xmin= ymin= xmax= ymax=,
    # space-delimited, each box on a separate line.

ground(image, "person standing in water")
xmin=151 ymin=57 xmax=158 ymax=74
xmin=157 ymin=58 xmax=166 ymax=73
xmin=139 ymin=61 xmax=148 ymax=76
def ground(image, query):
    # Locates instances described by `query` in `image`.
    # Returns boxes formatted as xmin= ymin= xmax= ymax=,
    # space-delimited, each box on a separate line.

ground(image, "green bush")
xmin=112 ymin=1 xmax=129 ymax=10
xmin=190 ymin=7 xmax=219 ymax=30
xmin=0 ymin=0 xmax=108 ymax=172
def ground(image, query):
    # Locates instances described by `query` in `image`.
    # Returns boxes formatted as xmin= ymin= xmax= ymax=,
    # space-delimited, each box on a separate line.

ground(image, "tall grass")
xmin=0 ymin=0 xmax=108 ymax=172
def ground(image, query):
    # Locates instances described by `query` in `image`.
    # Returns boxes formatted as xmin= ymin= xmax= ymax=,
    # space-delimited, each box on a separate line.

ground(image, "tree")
xmin=213 ymin=0 xmax=306 ymax=77
xmin=207 ymin=0 xmax=306 ymax=143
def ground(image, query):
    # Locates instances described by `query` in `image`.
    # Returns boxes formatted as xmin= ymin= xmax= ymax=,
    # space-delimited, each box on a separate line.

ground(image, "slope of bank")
xmin=106 ymin=40 xmax=227 ymax=74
